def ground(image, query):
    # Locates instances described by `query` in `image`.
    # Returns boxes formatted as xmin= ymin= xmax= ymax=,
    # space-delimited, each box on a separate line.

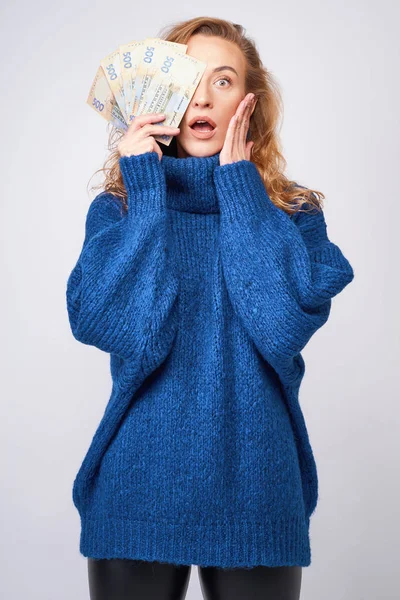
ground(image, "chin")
xmin=177 ymin=136 xmax=221 ymax=159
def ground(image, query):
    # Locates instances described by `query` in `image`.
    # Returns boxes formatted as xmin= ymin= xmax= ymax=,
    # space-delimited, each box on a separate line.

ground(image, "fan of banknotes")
xmin=87 ymin=37 xmax=207 ymax=146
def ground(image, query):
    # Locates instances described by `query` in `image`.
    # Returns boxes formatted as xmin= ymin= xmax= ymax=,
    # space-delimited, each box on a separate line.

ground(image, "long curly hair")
xmin=87 ymin=16 xmax=325 ymax=215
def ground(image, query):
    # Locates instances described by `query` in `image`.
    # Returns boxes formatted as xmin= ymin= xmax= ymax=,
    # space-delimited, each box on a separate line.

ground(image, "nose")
xmin=191 ymin=82 xmax=212 ymax=108
xmin=192 ymin=97 xmax=211 ymax=108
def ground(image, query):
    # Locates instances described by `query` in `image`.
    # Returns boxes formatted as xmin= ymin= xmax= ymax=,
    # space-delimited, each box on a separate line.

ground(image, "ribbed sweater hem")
xmin=79 ymin=513 xmax=311 ymax=568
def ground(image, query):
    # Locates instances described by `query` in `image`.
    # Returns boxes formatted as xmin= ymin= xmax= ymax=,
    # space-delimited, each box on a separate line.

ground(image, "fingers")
xmin=232 ymin=94 xmax=256 ymax=159
xmin=227 ymin=98 xmax=250 ymax=160
xmin=138 ymin=124 xmax=180 ymax=139
xmin=245 ymin=140 xmax=254 ymax=161
xmin=117 ymin=111 xmax=180 ymax=159
xmin=127 ymin=112 xmax=167 ymax=133
xmin=238 ymin=94 xmax=255 ymax=138
xmin=225 ymin=114 xmax=237 ymax=157
xmin=128 ymin=113 xmax=180 ymax=140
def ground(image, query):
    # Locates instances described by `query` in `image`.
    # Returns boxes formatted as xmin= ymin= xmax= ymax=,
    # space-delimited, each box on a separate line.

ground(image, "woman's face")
xmin=176 ymin=34 xmax=247 ymax=158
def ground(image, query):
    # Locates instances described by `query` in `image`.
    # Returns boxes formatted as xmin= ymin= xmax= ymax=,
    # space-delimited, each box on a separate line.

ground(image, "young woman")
xmin=66 ymin=16 xmax=355 ymax=600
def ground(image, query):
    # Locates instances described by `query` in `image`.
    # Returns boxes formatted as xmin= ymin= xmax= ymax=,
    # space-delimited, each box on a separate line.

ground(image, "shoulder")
xmin=84 ymin=192 xmax=125 ymax=238
xmin=87 ymin=192 xmax=125 ymax=222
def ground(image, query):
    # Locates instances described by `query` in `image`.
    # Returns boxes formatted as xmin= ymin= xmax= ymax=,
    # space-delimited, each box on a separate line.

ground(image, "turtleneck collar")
xmin=160 ymin=151 xmax=221 ymax=214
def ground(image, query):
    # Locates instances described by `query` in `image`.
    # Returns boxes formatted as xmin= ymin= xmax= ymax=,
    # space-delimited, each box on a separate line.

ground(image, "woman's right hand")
xmin=117 ymin=113 xmax=180 ymax=161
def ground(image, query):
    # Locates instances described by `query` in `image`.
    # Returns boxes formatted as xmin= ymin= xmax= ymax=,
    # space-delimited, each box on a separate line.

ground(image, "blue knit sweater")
xmin=66 ymin=149 xmax=354 ymax=568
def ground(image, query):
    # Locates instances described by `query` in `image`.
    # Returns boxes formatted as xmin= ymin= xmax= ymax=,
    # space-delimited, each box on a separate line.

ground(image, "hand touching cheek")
xmin=219 ymin=93 xmax=257 ymax=166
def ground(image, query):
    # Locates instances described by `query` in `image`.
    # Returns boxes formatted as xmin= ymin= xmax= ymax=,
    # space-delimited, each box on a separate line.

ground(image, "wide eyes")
xmin=215 ymin=76 xmax=233 ymax=87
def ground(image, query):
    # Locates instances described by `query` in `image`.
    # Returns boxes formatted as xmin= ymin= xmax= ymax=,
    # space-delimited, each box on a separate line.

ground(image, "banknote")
xmin=129 ymin=38 xmax=187 ymax=121
xmin=87 ymin=38 xmax=207 ymax=146
xmin=86 ymin=65 xmax=128 ymax=131
xmin=133 ymin=51 xmax=207 ymax=145
xmin=118 ymin=39 xmax=147 ymax=120
xmin=100 ymin=49 xmax=127 ymax=122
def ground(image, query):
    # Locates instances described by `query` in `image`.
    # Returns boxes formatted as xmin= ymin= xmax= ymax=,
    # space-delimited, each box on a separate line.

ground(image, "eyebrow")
xmin=212 ymin=65 xmax=239 ymax=77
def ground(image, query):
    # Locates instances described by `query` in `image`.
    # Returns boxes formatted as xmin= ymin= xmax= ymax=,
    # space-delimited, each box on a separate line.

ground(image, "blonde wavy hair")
xmin=88 ymin=16 xmax=324 ymax=215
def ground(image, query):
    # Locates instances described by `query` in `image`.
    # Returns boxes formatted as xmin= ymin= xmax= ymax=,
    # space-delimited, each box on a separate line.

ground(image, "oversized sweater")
xmin=66 ymin=149 xmax=354 ymax=569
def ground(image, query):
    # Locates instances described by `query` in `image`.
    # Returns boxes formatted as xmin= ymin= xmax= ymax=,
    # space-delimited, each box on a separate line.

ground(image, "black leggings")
xmin=88 ymin=558 xmax=302 ymax=599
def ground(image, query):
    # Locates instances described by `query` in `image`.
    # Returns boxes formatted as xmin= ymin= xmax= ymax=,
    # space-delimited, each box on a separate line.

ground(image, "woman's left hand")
xmin=219 ymin=92 xmax=257 ymax=166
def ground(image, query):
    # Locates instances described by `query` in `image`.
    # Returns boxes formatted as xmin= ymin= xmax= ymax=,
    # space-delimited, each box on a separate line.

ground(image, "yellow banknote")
xmin=133 ymin=52 xmax=207 ymax=146
xmin=100 ymin=49 xmax=127 ymax=122
xmin=130 ymin=38 xmax=187 ymax=121
xmin=86 ymin=65 xmax=127 ymax=131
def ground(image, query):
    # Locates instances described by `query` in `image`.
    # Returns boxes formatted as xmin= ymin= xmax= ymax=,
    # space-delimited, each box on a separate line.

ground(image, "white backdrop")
xmin=1 ymin=0 xmax=398 ymax=598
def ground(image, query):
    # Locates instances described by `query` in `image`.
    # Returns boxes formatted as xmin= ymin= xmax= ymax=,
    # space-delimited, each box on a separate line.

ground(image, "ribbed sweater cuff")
xmin=119 ymin=151 xmax=166 ymax=215
xmin=214 ymin=159 xmax=281 ymax=222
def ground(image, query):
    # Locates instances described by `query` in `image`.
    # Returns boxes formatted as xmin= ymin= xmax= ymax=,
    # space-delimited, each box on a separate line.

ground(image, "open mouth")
xmin=189 ymin=120 xmax=216 ymax=132
xmin=188 ymin=117 xmax=217 ymax=139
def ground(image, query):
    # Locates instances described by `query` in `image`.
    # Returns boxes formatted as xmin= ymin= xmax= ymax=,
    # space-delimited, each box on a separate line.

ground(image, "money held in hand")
xmin=87 ymin=37 xmax=207 ymax=146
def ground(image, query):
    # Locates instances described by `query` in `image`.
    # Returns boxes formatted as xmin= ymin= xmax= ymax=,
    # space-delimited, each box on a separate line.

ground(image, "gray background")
xmin=1 ymin=0 xmax=398 ymax=598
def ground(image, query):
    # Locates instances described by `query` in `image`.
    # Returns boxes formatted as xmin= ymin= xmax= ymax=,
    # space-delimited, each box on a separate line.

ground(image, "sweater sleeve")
xmin=66 ymin=151 xmax=180 ymax=362
xmin=213 ymin=159 xmax=354 ymax=377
